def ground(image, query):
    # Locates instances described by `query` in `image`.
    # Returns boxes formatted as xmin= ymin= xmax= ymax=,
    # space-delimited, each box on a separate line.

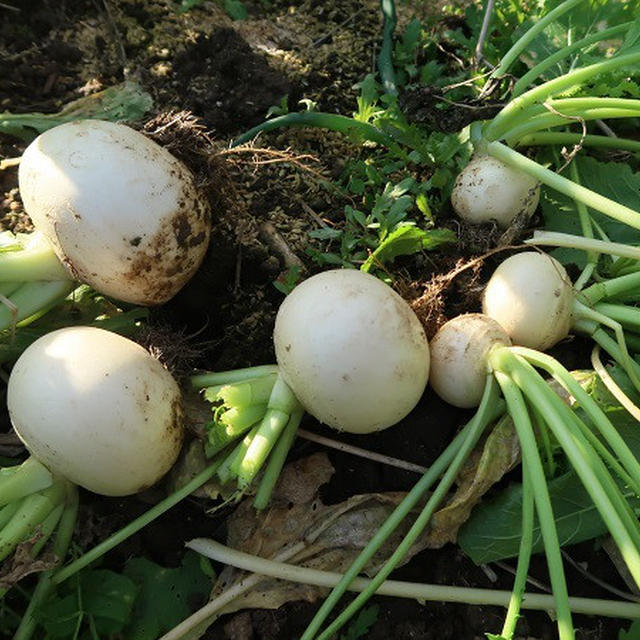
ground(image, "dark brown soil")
xmin=0 ymin=1 xmax=634 ymax=639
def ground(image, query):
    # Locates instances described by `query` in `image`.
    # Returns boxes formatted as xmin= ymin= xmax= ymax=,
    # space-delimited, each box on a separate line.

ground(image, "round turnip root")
xmin=273 ymin=269 xmax=430 ymax=434
xmin=429 ymin=313 xmax=511 ymax=408
xmin=7 ymin=326 xmax=184 ymax=496
xmin=451 ymin=155 xmax=540 ymax=228
xmin=18 ymin=119 xmax=211 ymax=305
xmin=482 ymin=252 xmax=574 ymax=350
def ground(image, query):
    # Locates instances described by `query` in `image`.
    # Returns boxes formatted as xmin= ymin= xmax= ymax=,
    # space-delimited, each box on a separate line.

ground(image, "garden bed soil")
xmin=0 ymin=1 xmax=635 ymax=639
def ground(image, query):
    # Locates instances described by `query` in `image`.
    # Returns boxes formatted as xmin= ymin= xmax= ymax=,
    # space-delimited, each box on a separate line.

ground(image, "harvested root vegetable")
xmin=17 ymin=119 xmax=211 ymax=305
xmin=273 ymin=269 xmax=430 ymax=433
xmin=7 ymin=326 xmax=183 ymax=496
xmin=451 ymin=155 xmax=540 ymax=228
xmin=429 ymin=314 xmax=511 ymax=408
xmin=482 ymin=252 xmax=573 ymax=350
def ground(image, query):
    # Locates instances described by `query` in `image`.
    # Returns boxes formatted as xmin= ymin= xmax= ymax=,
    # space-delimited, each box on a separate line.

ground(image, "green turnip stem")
xmin=517 ymin=97 xmax=640 ymax=117
xmin=500 ymin=468 xmax=534 ymax=640
xmin=486 ymin=50 xmax=640 ymax=141
xmin=0 ymin=240 xmax=69 ymax=282
xmin=378 ymin=0 xmax=398 ymax=96
xmin=53 ymin=455 xmax=226 ymax=586
xmin=512 ymin=22 xmax=634 ymax=97
xmin=495 ymin=350 xmax=640 ymax=587
xmin=0 ymin=480 xmax=67 ymax=562
xmin=190 ymin=365 xmax=279 ymax=390
xmin=568 ymin=409 xmax=635 ymax=492
xmin=569 ymin=162 xmax=597 ymax=292
xmin=161 ymin=541 xmax=309 ymax=640
xmin=486 ymin=141 xmax=640 ymax=230
xmin=313 ymin=380 xmax=500 ymax=640
xmin=206 ymin=407 xmax=266 ymax=458
xmin=588 ymin=327 xmax=640 ymax=387
xmin=254 ymin=407 xmax=304 ymax=510
xmin=237 ymin=375 xmax=300 ymax=489
xmin=493 ymin=369 xmax=573 ymax=640
xmin=0 ymin=281 xmax=76 ymax=332
xmin=572 ymin=300 xmax=640 ymax=393
xmin=532 ymin=407 xmax=556 ymax=478
xmin=0 ymin=501 xmax=66 ymax=600
xmin=220 ymin=404 xmax=268 ymax=433
xmin=512 ymin=351 xmax=640 ymax=536
xmin=300 ymin=376 xmax=502 ymax=640
xmin=14 ymin=486 xmax=78 ymax=640
xmin=503 ymin=109 xmax=640 ymax=145
xmin=525 ymin=232 xmax=640 ymax=262
xmin=593 ymin=303 xmax=640 ymax=332
xmin=205 ymin=374 xmax=277 ymax=407
xmin=0 ymin=282 xmax=22 ymax=298
xmin=232 ymin=112 xmax=398 ymax=149
xmin=0 ymin=502 xmax=20 ymax=530
xmin=517 ymin=132 xmax=640 ymax=153
xmin=0 ymin=457 xmax=53 ymax=507
xmin=28 ymin=502 xmax=65 ymax=559
xmin=223 ymin=424 xmax=262 ymax=483
xmin=513 ymin=346 xmax=640 ymax=493
xmin=490 ymin=0 xmax=586 ymax=79
xmin=591 ymin=345 xmax=640 ymax=423
xmin=581 ymin=271 xmax=640 ymax=305
xmin=186 ymin=537 xmax=640 ymax=619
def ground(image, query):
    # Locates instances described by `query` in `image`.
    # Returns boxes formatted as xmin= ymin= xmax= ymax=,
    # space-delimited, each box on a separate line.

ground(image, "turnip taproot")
xmin=273 ymin=269 xmax=430 ymax=433
xmin=481 ymin=251 xmax=640 ymax=394
xmin=16 ymin=120 xmax=211 ymax=305
xmin=7 ymin=326 xmax=184 ymax=496
xmin=190 ymin=269 xmax=431 ymax=501
xmin=451 ymin=155 xmax=540 ymax=228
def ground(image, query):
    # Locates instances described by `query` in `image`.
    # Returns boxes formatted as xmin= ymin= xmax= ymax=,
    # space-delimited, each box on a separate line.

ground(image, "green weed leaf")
xmin=339 ymin=604 xmax=379 ymax=640
xmin=122 ymin=551 xmax=213 ymax=640
xmin=360 ymin=225 xmax=455 ymax=273
xmin=36 ymin=570 xmax=138 ymax=638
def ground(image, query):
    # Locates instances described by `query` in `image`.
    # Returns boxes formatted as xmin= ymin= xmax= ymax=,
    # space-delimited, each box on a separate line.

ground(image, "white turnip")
xmin=273 ymin=269 xmax=430 ymax=433
xmin=17 ymin=119 xmax=211 ymax=305
xmin=451 ymin=155 xmax=540 ymax=228
xmin=7 ymin=326 xmax=184 ymax=496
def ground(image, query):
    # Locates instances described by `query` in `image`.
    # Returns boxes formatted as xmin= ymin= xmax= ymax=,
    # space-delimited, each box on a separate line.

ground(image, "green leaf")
xmin=360 ymin=225 xmax=455 ymax=273
xmin=541 ymin=156 xmax=640 ymax=268
xmin=0 ymin=81 xmax=153 ymax=141
xmin=308 ymin=227 xmax=342 ymax=241
xmin=123 ymin=551 xmax=213 ymax=640
xmin=339 ymin=604 xmax=379 ymax=640
xmin=36 ymin=570 xmax=138 ymax=638
xmin=224 ymin=0 xmax=247 ymax=20
xmin=619 ymin=619 xmax=640 ymax=639
xmin=458 ymin=369 xmax=640 ymax=564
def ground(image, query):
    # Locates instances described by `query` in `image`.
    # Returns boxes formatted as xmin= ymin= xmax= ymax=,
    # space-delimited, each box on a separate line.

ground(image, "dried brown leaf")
xmin=426 ymin=417 xmax=520 ymax=547
xmin=209 ymin=421 xmax=520 ymax=617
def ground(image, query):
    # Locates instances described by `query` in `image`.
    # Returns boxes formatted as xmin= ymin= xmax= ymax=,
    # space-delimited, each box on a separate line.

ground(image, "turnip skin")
xmin=429 ymin=314 xmax=511 ymax=408
xmin=273 ymin=269 xmax=430 ymax=434
xmin=482 ymin=252 xmax=574 ymax=350
xmin=18 ymin=120 xmax=211 ymax=305
xmin=451 ymin=155 xmax=540 ymax=228
xmin=7 ymin=326 xmax=184 ymax=496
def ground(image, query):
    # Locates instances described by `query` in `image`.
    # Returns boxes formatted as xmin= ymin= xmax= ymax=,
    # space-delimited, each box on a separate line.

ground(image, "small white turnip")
xmin=429 ymin=313 xmax=511 ymax=408
xmin=18 ymin=120 xmax=211 ymax=305
xmin=451 ymin=155 xmax=540 ymax=228
xmin=7 ymin=326 xmax=184 ymax=496
xmin=482 ymin=252 xmax=573 ymax=350
xmin=273 ymin=269 xmax=430 ymax=433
